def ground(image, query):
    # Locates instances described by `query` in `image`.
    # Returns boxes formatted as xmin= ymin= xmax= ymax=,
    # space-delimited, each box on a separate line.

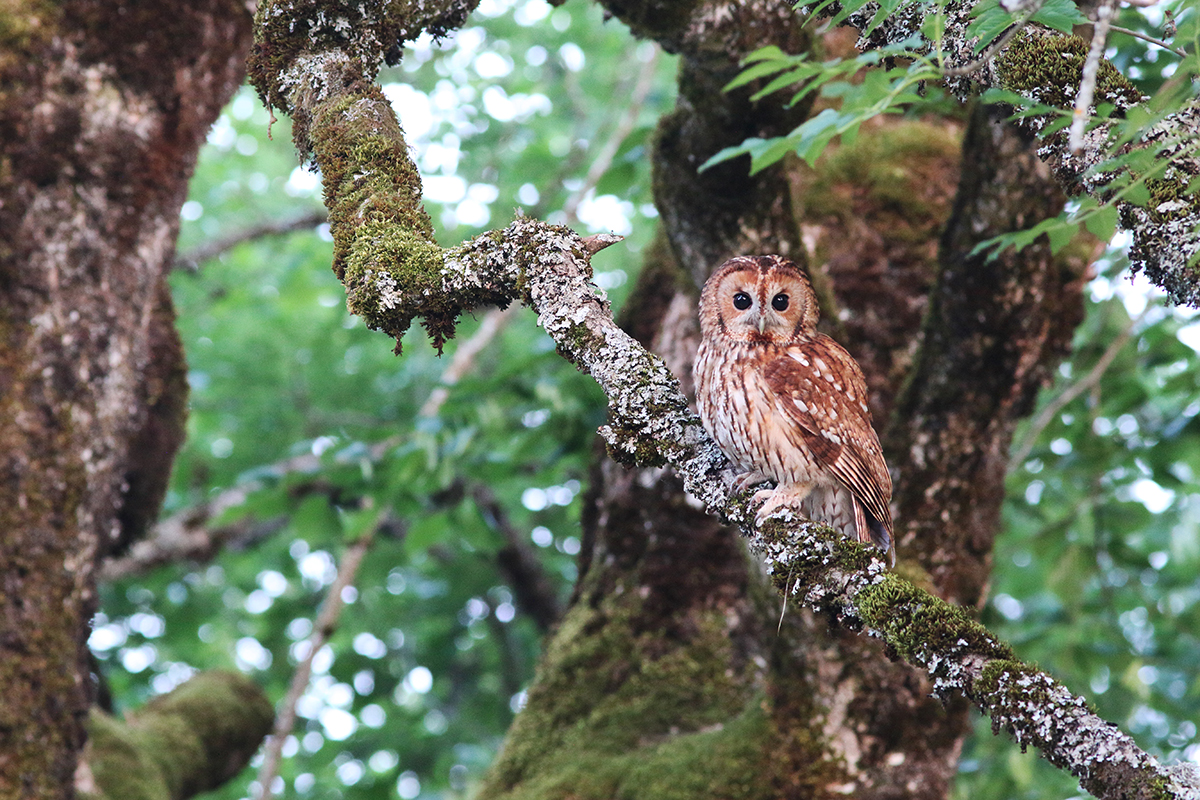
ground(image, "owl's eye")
xmin=771 ymin=293 xmax=789 ymax=311
xmin=732 ymin=292 xmax=752 ymax=310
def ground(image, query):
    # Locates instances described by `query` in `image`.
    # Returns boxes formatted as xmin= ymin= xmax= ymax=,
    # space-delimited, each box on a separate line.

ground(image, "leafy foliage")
xmin=701 ymin=37 xmax=947 ymax=172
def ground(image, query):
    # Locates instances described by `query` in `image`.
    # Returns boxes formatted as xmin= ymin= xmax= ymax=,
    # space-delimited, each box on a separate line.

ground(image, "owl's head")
xmin=699 ymin=255 xmax=819 ymax=343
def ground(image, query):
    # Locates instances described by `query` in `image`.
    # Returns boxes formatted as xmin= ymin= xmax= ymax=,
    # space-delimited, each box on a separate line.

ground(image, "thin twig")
xmin=254 ymin=518 xmax=381 ymax=800
xmin=174 ymin=209 xmax=327 ymax=270
xmin=99 ymin=442 xmax=398 ymax=578
xmin=419 ymin=305 xmax=520 ymax=417
xmin=942 ymin=0 xmax=1043 ymax=79
xmin=1009 ymin=306 xmax=1148 ymax=468
xmin=1070 ymin=0 xmax=1117 ymax=154
xmin=1109 ymin=24 xmax=1187 ymax=58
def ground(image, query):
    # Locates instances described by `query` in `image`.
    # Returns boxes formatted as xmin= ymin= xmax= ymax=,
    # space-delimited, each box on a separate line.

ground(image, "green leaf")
xmin=980 ymin=87 xmax=1034 ymax=107
xmin=742 ymin=44 xmax=787 ymax=63
xmin=752 ymin=64 xmax=822 ymax=100
xmin=1046 ymin=219 xmax=1078 ymax=254
xmin=750 ymin=134 xmax=807 ymax=172
xmin=404 ymin=510 xmax=452 ymax=554
xmin=1029 ymin=0 xmax=1088 ymax=34
xmin=338 ymin=505 xmax=383 ymax=542
xmin=698 ymin=139 xmax=761 ymax=172
xmin=725 ymin=58 xmax=797 ymax=92
xmin=966 ymin=0 xmax=1014 ymax=53
xmin=864 ymin=0 xmax=910 ymax=38
xmin=1125 ymin=182 xmax=1151 ymax=206
xmin=789 ymin=108 xmax=847 ymax=166
xmin=1083 ymin=204 xmax=1119 ymax=241
xmin=1040 ymin=114 xmax=1073 ymax=136
xmin=824 ymin=0 xmax=878 ymax=29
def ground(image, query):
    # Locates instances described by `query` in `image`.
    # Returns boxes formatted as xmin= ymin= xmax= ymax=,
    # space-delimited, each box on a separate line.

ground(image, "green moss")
xmin=0 ymin=0 xmax=57 ymax=60
xmin=1146 ymin=173 xmax=1197 ymax=223
xmin=997 ymin=31 xmax=1142 ymax=112
xmin=856 ymin=573 xmax=1014 ymax=665
xmin=303 ymin=87 xmax=468 ymax=351
xmin=481 ymin=601 xmax=788 ymax=800
xmin=249 ymin=0 xmax=390 ymax=114
xmin=803 ymin=120 xmax=962 ymax=227
xmin=84 ymin=711 xmax=171 ymax=800
xmin=83 ymin=671 xmax=273 ymax=800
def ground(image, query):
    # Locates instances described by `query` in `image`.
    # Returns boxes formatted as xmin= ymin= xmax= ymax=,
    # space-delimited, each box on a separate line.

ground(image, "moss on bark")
xmin=81 ymin=671 xmax=273 ymax=800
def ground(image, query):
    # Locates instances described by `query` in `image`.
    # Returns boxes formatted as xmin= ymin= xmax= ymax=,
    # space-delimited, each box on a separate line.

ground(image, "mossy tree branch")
xmin=836 ymin=3 xmax=1200 ymax=306
xmin=78 ymin=671 xmax=273 ymax=800
xmin=249 ymin=1 xmax=1198 ymax=798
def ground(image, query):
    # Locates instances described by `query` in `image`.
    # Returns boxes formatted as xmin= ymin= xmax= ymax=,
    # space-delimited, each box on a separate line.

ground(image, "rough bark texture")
xmin=886 ymin=104 xmax=1092 ymax=610
xmin=0 ymin=1 xmax=253 ymax=796
xmin=247 ymin=0 xmax=1200 ymax=797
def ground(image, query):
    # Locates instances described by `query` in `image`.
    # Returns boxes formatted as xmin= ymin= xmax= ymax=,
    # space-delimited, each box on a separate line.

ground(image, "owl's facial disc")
xmin=725 ymin=289 xmax=788 ymax=341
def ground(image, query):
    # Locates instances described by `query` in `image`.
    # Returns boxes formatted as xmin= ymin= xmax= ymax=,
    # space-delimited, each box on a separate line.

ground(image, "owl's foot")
xmin=753 ymin=489 xmax=789 ymax=526
xmin=730 ymin=470 xmax=773 ymax=495
xmin=751 ymin=485 xmax=812 ymax=527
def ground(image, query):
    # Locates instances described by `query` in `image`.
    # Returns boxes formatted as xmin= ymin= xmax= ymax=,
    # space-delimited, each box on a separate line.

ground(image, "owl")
xmin=694 ymin=255 xmax=895 ymax=564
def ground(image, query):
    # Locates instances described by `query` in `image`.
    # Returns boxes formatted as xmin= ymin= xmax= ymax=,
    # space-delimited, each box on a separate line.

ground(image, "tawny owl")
xmin=694 ymin=255 xmax=895 ymax=564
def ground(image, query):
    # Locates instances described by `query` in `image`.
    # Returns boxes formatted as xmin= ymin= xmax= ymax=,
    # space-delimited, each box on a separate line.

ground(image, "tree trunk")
xmin=0 ymin=2 xmax=252 ymax=795
xmin=480 ymin=15 xmax=1089 ymax=800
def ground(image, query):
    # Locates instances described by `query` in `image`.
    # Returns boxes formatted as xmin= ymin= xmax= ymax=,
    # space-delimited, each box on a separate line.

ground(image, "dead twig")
xmin=1009 ymin=306 xmax=1147 ymax=468
xmin=254 ymin=515 xmax=381 ymax=800
xmin=1109 ymin=24 xmax=1187 ymax=58
xmin=175 ymin=209 xmax=327 ymax=270
xmin=1069 ymin=0 xmax=1118 ymax=154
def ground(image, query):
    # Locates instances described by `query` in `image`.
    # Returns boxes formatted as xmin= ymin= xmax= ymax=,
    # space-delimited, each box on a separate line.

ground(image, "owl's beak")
xmin=756 ymin=315 xmax=766 ymax=334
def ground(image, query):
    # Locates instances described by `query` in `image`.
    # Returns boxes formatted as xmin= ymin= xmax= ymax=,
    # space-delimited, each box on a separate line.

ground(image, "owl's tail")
xmin=854 ymin=498 xmax=895 ymax=567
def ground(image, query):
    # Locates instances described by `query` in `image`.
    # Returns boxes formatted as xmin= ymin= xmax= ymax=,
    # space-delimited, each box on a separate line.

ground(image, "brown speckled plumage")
xmin=694 ymin=255 xmax=895 ymax=563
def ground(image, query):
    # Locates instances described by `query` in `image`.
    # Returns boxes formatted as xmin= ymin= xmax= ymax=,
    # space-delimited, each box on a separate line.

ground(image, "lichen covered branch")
xmin=345 ymin=208 xmax=1191 ymax=796
xmin=750 ymin=511 xmax=1194 ymax=800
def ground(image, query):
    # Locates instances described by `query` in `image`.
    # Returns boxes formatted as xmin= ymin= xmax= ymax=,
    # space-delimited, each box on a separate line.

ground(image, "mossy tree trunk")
xmin=479 ymin=6 xmax=1088 ymax=800
xmin=0 ymin=2 xmax=253 ymax=796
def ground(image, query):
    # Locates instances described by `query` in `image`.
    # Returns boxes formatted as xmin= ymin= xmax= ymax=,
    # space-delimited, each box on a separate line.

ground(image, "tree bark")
xmin=0 ymin=2 xmax=253 ymax=795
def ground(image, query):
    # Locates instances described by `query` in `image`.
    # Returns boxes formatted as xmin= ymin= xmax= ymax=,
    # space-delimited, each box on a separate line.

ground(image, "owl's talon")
xmin=752 ymin=489 xmax=796 ymax=526
xmin=731 ymin=470 xmax=773 ymax=494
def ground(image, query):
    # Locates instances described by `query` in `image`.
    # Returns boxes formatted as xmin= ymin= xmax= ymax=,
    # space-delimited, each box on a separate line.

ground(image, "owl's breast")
xmin=694 ymin=340 xmax=828 ymax=488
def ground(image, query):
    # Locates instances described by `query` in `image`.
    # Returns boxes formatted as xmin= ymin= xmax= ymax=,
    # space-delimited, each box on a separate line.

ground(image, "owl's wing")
xmin=763 ymin=335 xmax=893 ymax=538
